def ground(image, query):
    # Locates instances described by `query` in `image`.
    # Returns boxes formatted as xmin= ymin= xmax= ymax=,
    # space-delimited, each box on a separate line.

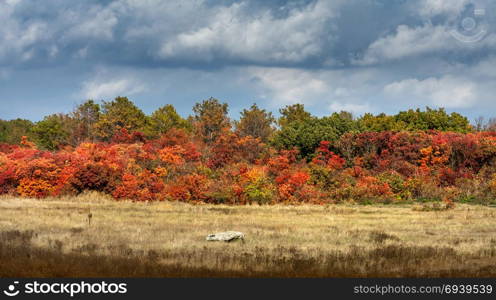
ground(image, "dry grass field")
xmin=1 ymin=192 xmax=496 ymax=277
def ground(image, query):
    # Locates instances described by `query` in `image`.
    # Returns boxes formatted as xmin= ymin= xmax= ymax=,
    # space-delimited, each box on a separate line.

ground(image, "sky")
xmin=0 ymin=0 xmax=495 ymax=122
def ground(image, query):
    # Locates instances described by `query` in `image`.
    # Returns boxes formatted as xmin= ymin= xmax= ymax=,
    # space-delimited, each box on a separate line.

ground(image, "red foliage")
xmin=1 ymin=130 xmax=495 ymax=204
xmin=111 ymin=128 xmax=146 ymax=144
xmin=312 ymin=141 xmax=345 ymax=170
xmin=206 ymin=130 xmax=265 ymax=168
xmin=0 ymin=143 xmax=19 ymax=154
xmin=353 ymin=176 xmax=393 ymax=201
xmin=70 ymin=162 xmax=122 ymax=193
xmin=267 ymin=149 xmax=298 ymax=175
xmin=113 ymin=170 xmax=165 ymax=201
xmin=165 ymin=174 xmax=209 ymax=202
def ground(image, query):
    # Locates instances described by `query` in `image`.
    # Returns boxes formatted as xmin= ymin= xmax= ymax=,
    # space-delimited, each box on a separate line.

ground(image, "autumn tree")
xmin=192 ymin=97 xmax=230 ymax=143
xmin=145 ymin=104 xmax=191 ymax=138
xmin=32 ymin=114 xmax=71 ymax=150
xmin=70 ymin=100 xmax=101 ymax=144
xmin=94 ymin=97 xmax=147 ymax=141
xmin=278 ymin=104 xmax=312 ymax=128
xmin=235 ymin=103 xmax=275 ymax=142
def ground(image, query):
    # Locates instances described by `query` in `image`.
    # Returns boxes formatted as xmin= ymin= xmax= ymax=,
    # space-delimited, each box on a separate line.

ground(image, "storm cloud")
xmin=0 ymin=0 xmax=495 ymax=121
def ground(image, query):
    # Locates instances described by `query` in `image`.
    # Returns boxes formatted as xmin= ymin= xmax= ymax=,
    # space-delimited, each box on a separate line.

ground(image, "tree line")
xmin=0 ymin=96 xmax=481 ymax=156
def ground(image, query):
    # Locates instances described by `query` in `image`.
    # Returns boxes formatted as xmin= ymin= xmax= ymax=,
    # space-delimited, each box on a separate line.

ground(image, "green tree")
xmin=32 ymin=114 xmax=71 ymax=150
xmin=394 ymin=107 xmax=471 ymax=132
xmin=327 ymin=111 xmax=359 ymax=136
xmin=271 ymin=117 xmax=339 ymax=158
xmin=278 ymin=104 xmax=312 ymax=128
xmin=94 ymin=97 xmax=147 ymax=141
xmin=272 ymin=110 xmax=359 ymax=158
xmin=0 ymin=119 xmax=35 ymax=144
xmin=357 ymin=113 xmax=401 ymax=132
xmin=146 ymin=104 xmax=190 ymax=137
xmin=357 ymin=107 xmax=472 ymax=133
xmin=0 ymin=120 xmax=7 ymax=143
xmin=235 ymin=103 xmax=275 ymax=142
xmin=192 ymin=97 xmax=230 ymax=143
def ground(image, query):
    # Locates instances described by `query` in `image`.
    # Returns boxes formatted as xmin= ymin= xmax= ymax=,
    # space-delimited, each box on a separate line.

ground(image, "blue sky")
xmin=0 ymin=0 xmax=495 ymax=122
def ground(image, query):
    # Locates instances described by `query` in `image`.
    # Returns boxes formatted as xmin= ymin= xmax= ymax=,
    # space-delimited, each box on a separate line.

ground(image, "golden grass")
xmin=0 ymin=192 xmax=495 ymax=277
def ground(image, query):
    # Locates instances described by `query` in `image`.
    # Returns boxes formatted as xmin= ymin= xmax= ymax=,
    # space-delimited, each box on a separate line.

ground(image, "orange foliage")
xmin=159 ymin=145 xmax=186 ymax=166
xmin=165 ymin=174 xmax=208 ymax=202
xmin=17 ymin=178 xmax=54 ymax=198
xmin=1 ymin=130 xmax=496 ymax=204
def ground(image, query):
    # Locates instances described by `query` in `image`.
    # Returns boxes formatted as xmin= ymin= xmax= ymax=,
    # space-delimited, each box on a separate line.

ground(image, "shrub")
xmin=165 ymin=174 xmax=209 ymax=202
xmin=17 ymin=178 xmax=54 ymax=198
xmin=239 ymin=167 xmax=274 ymax=204
xmin=352 ymin=176 xmax=394 ymax=203
xmin=1 ymin=128 xmax=496 ymax=205
xmin=70 ymin=162 xmax=121 ymax=194
xmin=113 ymin=171 xmax=165 ymax=201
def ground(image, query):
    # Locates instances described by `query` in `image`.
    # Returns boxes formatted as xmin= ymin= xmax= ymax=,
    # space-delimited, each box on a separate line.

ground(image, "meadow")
xmin=2 ymin=103 xmax=496 ymax=277
xmin=1 ymin=192 xmax=495 ymax=278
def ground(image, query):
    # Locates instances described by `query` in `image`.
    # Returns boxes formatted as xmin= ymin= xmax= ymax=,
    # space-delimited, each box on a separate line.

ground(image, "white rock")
xmin=206 ymin=231 xmax=245 ymax=242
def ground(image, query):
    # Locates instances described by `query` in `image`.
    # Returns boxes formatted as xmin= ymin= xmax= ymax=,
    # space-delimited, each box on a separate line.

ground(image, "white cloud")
xmin=62 ymin=5 xmax=118 ymax=41
xmin=246 ymin=66 xmax=386 ymax=116
xmin=383 ymin=76 xmax=477 ymax=108
xmin=81 ymin=78 xmax=147 ymax=100
xmin=0 ymin=0 xmax=346 ymax=66
xmin=0 ymin=1 xmax=120 ymax=63
xmin=356 ymin=23 xmax=455 ymax=65
xmin=0 ymin=1 xmax=51 ymax=62
xmin=158 ymin=0 xmax=339 ymax=63
xmin=248 ymin=67 xmax=331 ymax=105
xmin=356 ymin=20 xmax=496 ymax=65
xmin=3 ymin=0 xmax=496 ymax=120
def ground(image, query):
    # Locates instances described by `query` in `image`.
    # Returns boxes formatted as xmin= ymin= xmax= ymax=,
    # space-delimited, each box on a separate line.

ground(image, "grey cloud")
xmin=2 ymin=0 xmax=495 ymax=69
xmin=3 ymin=0 xmax=496 ymax=122
xmin=355 ymin=0 xmax=496 ymax=66
xmin=0 ymin=0 xmax=345 ymax=68
xmin=157 ymin=1 xmax=339 ymax=64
